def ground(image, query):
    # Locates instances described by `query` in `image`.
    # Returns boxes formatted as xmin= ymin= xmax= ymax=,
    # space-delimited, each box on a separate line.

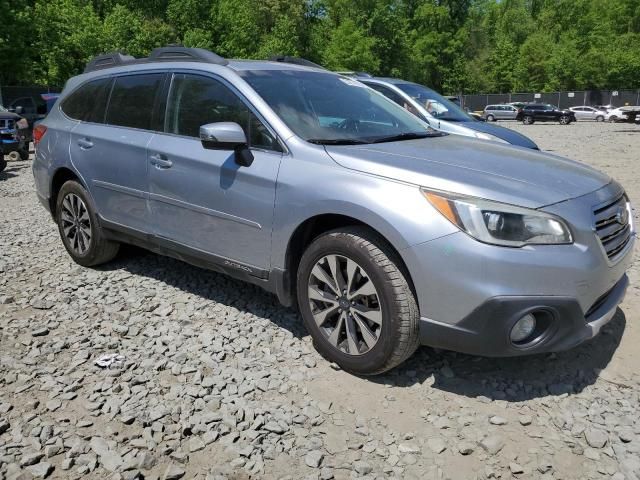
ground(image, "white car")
xmin=569 ymin=106 xmax=606 ymax=122
xmin=606 ymin=106 xmax=640 ymax=123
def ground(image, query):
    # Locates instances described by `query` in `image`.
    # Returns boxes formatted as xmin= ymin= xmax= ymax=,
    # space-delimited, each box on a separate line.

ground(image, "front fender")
xmin=271 ymin=150 xmax=458 ymax=270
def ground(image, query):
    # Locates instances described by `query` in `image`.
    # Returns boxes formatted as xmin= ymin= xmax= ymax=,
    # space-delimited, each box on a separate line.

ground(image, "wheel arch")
xmin=280 ymin=213 xmax=417 ymax=308
xmin=49 ymin=167 xmax=86 ymax=217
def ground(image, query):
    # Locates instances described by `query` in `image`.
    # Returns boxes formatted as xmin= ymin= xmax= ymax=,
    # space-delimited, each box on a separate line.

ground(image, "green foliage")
xmin=2 ymin=0 xmax=640 ymax=93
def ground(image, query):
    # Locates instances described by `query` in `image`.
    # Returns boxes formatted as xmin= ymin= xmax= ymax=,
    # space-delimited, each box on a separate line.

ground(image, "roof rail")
xmin=84 ymin=46 xmax=228 ymax=73
xmin=84 ymin=52 xmax=135 ymax=73
xmin=149 ymin=46 xmax=228 ymax=65
xmin=268 ymin=55 xmax=325 ymax=70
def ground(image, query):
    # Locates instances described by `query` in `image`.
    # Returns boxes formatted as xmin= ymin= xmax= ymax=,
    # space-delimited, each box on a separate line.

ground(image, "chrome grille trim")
xmin=593 ymin=194 xmax=631 ymax=260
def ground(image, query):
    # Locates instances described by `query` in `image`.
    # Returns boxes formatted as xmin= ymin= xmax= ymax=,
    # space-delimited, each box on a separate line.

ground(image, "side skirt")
xmin=99 ymin=216 xmax=293 ymax=305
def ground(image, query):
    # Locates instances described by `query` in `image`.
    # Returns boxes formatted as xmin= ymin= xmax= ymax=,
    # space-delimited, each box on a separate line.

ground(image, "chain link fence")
xmin=461 ymin=89 xmax=640 ymax=112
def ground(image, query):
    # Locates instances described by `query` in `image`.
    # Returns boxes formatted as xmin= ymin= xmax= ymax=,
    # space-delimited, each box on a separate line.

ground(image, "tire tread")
xmin=305 ymin=226 xmax=420 ymax=375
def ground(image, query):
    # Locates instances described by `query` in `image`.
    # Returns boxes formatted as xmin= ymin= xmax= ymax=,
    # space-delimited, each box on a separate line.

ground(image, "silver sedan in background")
xmin=569 ymin=106 xmax=606 ymax=122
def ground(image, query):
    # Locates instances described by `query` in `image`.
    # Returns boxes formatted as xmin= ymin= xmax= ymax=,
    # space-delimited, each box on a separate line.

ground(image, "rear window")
xmin=61 ymin=78 xmax=112 ymax=123
xmin=105 ymin=74 xmax=164 ymax=130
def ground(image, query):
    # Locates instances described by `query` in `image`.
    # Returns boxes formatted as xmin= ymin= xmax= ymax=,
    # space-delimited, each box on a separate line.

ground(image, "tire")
xmin=523 ymin=115 xmax=534 ymax=125
xmin=0 ymin=157 xmax=6 ymax=173
xmin=296 ymin=227 xmax=420 ymax=375
xmin=7 ymin=151 xmax=20 ymax=162
xmin=608 ymin=116 xmax=617 ymax=123
xmin=559 ymin=115 xmax=571 ymax=125
xmin=19 ymin=148 xmax=29 ymax=160
xmin=596 ymin=115 xmax=604 ymax=122
xmin=55 ymin=180 xmax=119 ymax=267
xmin=486 ymin=114 xmax=495 ymax=122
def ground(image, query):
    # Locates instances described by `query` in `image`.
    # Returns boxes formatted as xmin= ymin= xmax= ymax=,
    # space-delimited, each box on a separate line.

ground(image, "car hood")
xmin=324 ymin=135 xmax=611 ymax=208
xmin=459 ymin=120 xmax=539 ymax=149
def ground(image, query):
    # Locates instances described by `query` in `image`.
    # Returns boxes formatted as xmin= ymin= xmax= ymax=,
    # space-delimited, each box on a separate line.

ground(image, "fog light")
xmin=510 ymin=313 xmax=537 ymax=344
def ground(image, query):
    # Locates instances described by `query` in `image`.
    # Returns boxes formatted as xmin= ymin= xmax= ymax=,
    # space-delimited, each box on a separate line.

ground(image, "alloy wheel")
xmin=307 ymin=254 xmax=382 ymax=356
xmin=60 ymin=193 xmax=92 ymax=255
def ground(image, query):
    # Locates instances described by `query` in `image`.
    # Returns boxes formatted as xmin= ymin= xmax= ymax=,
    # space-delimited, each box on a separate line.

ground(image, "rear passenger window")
xmin=165 ymin=73 xmax=281 ymax=152
xmin=105 ymin=74 xmax=163 ymax=130
xmin=61 ymin=78 xmax=112 ymax=123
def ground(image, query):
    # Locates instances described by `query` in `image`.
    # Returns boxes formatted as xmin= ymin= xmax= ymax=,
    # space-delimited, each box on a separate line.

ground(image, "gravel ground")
xmin=0 ymin=121 xmax=639 ymax=480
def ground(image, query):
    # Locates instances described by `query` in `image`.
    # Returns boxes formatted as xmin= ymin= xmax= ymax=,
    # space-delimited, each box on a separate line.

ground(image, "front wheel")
xmin=296 ymin=227 xmax=420 ymax=375
xmin=559 ymin=115 xmax=571 ymax=125
xmin=56 ymin=180 xmax=119 ymax=267
xmin=596 ymin=115 xmax=604 ymax=122
xmin=523 ymin=115 xmax=534 ymax=125
xmin=486 ymin=114 xmax=495 ymax=122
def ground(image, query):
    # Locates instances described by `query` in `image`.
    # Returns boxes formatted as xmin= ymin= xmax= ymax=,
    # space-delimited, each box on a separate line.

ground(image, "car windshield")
xmin=240 ymin=70 xmax=441 ymax=144
xmin=394 ymin=83 xmax=473 ymax=122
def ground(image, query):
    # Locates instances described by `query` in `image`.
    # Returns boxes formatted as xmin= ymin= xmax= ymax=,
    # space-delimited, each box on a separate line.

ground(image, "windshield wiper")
xmin=307 ymin=138 xmax=370 ymax=145
xmin=371 ymin=131 xmax=442 ymax=143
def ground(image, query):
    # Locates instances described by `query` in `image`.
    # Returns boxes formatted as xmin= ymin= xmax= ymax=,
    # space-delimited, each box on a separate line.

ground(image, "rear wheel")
xmin=608 ymin=115 xmax=618 ymax=123
xmin=19 ymin=148 xmax=29 ymax=160
xmin=596 ymin=115 xmax=604 ymax=122
xmin=559 ymin=115 xmax=571 ymax=125
xmin=56 ymin=180 xmax=119 ymax=267
xmin=523 ymin=115 xmax=534 ymax=125
xmin=296 ymin=227 xmax=420 ymax=375
xmin=486 ymin=114 xmax=495 ymax=122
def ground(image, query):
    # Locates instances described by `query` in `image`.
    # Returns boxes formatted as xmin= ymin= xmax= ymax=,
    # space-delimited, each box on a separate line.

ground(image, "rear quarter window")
xmin=61 ymin=78 xmax=112 ymax=123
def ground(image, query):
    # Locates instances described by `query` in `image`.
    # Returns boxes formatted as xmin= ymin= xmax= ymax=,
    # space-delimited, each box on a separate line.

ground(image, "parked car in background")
xmin=8 ymin=93 xmax=60 ymax=139
xmin=569 ymin=106 xmax=606 ymax=122
xmin=355 ymin=77 xmax=538 ymax=149
xmin=516 ymin=104 xmax=576 ymax=125
xmin=483 ymin=104 xmax=520 ymax=121
xmin=33 ymin=47 xmax=634 ymax=374
xmin=606 ymin=106 xmax=640 ymax=123
xmin=0 ymin=105 xmax=29 ymax=161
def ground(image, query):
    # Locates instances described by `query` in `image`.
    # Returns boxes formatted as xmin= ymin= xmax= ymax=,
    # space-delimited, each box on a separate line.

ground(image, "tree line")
xmin=2 ymin=0 xmax=639 ymax=94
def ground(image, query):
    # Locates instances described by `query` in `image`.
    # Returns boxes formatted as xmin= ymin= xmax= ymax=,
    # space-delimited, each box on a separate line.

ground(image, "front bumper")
xmin=402 ymin=182 xmax=635 ymax=356
xmin=417 ymin=274 xmax=627 ymax=356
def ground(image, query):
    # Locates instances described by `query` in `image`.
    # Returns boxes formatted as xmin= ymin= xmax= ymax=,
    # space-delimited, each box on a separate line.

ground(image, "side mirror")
xmin=200 ymin=122 xmax=254 ymax=167
xmin=14 ymin=106 xmax=23 ymax=114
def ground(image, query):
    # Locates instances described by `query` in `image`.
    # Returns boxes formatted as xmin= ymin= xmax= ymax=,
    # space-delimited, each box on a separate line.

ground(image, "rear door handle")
xmin=77 ymin=138 xmax=94 ymax=150
xmin=150 ymin=153 xmax=173 ymax=169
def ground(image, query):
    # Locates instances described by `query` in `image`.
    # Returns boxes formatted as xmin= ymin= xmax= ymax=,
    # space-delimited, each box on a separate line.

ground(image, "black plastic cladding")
xmin=84 ymin=47 xmax=229 ymax=73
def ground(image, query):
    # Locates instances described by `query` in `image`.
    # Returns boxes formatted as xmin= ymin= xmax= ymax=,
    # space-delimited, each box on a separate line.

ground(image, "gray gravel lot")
xmin=1 ymin=121 xmax=639 ymax=480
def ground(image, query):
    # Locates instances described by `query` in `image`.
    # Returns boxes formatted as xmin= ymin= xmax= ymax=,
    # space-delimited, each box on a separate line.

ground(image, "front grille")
xmin=593 ymin=194 xmax=632 ymax=259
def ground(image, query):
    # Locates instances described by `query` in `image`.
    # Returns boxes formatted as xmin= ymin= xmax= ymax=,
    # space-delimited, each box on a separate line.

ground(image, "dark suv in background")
xmin=516 ymin=104 xmax=576 ymax=125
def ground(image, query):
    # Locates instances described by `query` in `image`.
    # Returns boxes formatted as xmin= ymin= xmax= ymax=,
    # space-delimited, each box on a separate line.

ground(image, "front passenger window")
xmin=165 ymin=73 xmax=280 ymax=152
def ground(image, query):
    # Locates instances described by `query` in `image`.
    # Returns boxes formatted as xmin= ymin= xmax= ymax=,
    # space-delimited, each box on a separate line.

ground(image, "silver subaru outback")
xmin=32 ymin=47 xmax=634 ymax=375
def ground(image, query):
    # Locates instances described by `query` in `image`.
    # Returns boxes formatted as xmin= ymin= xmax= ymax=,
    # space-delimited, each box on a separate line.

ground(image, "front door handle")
xmin=150 ymin=153 xmax=173 ymax=169
xmin=77 ymin=138 xmax=94 ymax=150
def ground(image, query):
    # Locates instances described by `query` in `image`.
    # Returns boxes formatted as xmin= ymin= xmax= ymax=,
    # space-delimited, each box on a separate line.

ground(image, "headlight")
xmin=422 ymin=189 xmax=573 ymax=247
xmin=473 ymin=131 xmax=509 ymax=144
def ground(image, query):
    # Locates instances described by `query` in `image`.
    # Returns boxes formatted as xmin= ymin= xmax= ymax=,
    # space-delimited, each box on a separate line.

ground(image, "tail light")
xmin=33 ymin=124 xmax=47 ymax=146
